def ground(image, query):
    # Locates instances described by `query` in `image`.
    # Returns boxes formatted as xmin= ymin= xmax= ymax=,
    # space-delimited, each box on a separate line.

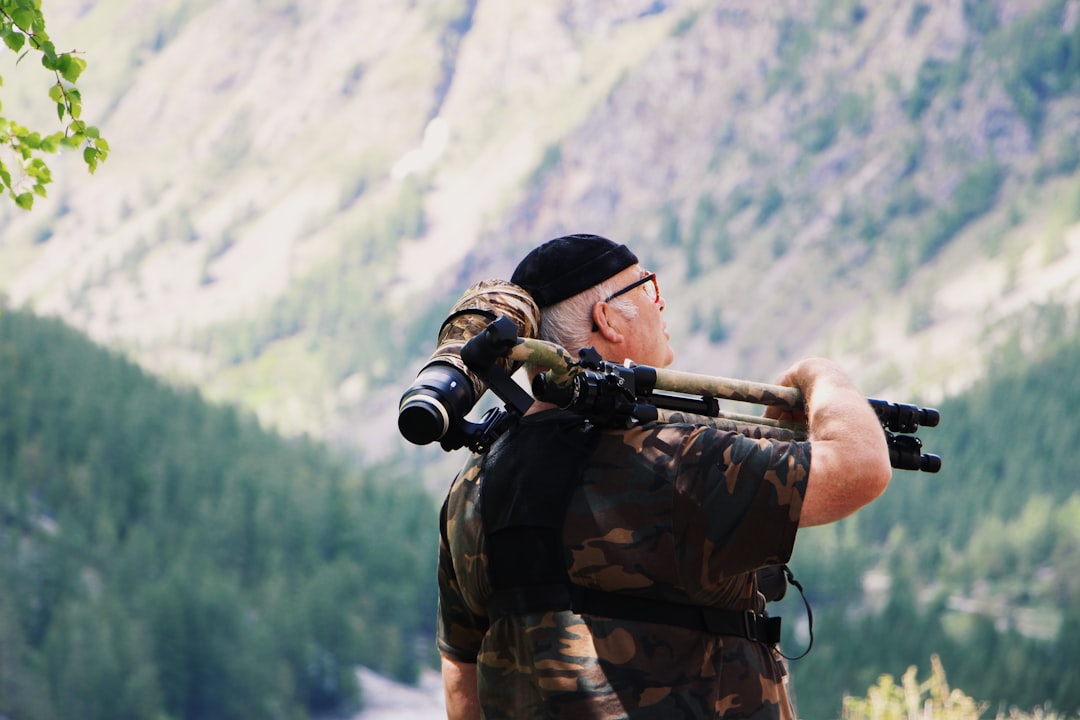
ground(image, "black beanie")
xmin=511 ymin=234 xmax=638 ymax=308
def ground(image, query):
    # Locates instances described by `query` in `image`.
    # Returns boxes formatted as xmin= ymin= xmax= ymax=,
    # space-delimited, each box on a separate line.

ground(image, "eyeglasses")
xmin=604 ymin=272 xmax=660 ymax=304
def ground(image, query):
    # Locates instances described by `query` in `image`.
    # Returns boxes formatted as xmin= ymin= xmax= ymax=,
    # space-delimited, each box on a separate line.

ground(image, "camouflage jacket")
xmin=437 ymin=409 xmax=811 ymax=719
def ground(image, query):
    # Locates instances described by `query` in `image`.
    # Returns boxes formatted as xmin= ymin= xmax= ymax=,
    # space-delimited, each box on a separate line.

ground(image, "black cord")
xmin=778 ymin=565 xmax=815 ymax=661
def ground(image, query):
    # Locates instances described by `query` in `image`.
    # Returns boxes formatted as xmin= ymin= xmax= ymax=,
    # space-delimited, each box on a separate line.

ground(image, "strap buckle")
xmin=742 ymin=610 xmax=783 ymax=645
xmin=743 ymin=610 xmax=759 ymax=642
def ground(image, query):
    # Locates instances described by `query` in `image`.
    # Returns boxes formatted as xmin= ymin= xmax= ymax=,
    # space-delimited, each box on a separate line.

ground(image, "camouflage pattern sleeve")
xmin=436 ymin=456 xmax=491 ymax=663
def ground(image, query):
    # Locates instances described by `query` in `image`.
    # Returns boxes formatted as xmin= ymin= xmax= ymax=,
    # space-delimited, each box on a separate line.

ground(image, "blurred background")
xmin=2 ymin=0 xmax=1079 ymax=718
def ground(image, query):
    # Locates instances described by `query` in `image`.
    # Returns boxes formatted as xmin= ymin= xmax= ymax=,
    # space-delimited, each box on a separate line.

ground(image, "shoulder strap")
xmin=480 ymin=413 xmax=597 ymax=589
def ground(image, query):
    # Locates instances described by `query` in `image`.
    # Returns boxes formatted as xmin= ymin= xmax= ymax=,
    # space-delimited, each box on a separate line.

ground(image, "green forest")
xmin=4 ymin=301 xmax=1080 ymax=719
xmin=0 ymin=309 xmax=439 ymax=720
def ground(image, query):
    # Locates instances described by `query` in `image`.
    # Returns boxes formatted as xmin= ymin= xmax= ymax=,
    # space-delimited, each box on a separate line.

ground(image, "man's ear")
xmin=592 ymin=302 xmax=624 ymax=344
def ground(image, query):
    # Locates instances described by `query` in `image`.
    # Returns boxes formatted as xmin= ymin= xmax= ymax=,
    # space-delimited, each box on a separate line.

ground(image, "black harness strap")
xmin=570 ymin=586 xmax=782 ymax=643
xmin=488 ymin=584 xmax=781 ymax=643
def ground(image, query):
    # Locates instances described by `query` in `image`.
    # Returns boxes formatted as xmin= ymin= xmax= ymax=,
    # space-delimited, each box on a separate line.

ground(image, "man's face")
xmin=601 ymin=265 xmax=675 ymax=368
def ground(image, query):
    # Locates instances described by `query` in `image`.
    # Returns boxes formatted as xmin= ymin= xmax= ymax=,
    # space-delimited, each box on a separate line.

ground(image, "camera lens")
xmin=397 ymin=279 xmax=540 ymax=450
xmin=398 ymin=364 xmax=475 ymax=445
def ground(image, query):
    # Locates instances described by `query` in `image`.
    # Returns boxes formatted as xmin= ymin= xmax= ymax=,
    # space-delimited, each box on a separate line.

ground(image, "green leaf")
xmin=83 ymin=146 xmax=98 ymax=171
xmin=41 ymin=132 xmax=61 ymax=152
xmin=3 ymin=29 xmax=26 ymax=52
xmin=15 ymin=191 xmax=34 ymax=210
xmin=15 ymin=130 xmax=40 ymax=148
xmin=60 ymin=54 xmax=86 ymax=84
xmin=10 ymin=9 xmax=33 ymax=31
xmin=56 ymin=52 xmax=71 ymax=77
xmin=38 ymin=40 xmax=59 ymax=70
xmin=48 ymin=83 xmax=65 ymax=103
xmin=28 ymin=158 xmax=50 ymax=178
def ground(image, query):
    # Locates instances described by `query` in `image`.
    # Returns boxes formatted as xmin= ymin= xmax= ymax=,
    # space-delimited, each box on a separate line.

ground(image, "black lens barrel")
xmin=869 ymin=398 xmax=940 ymax=433
xmin=397 ymin=364 xmax=475 ymax=446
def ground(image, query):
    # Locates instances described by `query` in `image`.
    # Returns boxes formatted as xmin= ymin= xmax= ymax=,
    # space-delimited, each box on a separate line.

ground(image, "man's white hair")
xmin=539 ymin=275 xmax=639 ymax=355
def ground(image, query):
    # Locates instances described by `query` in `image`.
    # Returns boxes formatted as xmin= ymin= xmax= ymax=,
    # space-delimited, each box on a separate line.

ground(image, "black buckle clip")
xmin=743 ymin=610 xmax=759 ymax=642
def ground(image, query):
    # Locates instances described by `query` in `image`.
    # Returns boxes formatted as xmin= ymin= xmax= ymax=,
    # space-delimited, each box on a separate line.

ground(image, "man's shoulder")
xmin=444 ymin=452 xmax=484 ymax=515
xmin=593 ymin=420 xmax=739 ymax=461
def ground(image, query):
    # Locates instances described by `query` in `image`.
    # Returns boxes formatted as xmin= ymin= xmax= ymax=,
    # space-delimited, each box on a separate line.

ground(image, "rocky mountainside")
xmin=2 ymin=0 xmax=1079 ymax=464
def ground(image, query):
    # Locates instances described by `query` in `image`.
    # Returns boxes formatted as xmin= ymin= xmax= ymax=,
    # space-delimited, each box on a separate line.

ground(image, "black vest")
xmin=477 ymin=413 xmax=781 ymax=644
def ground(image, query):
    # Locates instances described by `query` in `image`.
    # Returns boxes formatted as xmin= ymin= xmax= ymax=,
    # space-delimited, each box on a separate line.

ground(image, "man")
xmin=437 ymin=234 xmax=892 ymax=719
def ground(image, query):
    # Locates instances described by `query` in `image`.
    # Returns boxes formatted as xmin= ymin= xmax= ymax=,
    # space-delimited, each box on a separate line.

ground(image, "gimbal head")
xmin=530 ymin=347 xmax=663 ymax=427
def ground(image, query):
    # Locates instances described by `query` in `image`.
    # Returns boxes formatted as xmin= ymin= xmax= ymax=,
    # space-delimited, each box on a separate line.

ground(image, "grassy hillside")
xmin=0 ymin=309 xmax=438 ymax=720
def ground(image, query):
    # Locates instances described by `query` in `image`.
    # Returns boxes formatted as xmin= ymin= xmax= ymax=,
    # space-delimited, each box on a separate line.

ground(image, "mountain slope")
xmin=1 ymin=0 xmax=1078 ymax=463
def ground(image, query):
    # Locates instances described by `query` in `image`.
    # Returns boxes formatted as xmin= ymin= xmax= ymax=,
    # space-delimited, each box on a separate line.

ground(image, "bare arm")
xmin=767 ymin=358 xmax=892 ymax=527
xmin=441 ymin=654 xmax=480 ymax=720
